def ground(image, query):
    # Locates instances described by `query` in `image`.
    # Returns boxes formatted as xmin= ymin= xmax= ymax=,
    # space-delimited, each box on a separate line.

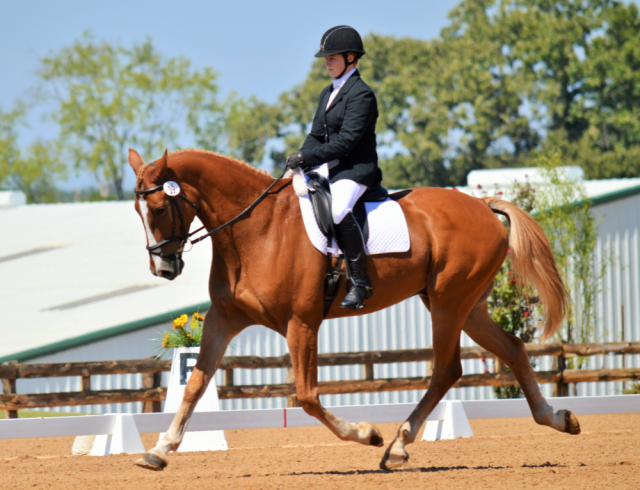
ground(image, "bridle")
xmin=134 ymin=182 xmax=199 ymax=262
xmin=134 ymin=164 xmax=290 ymax=264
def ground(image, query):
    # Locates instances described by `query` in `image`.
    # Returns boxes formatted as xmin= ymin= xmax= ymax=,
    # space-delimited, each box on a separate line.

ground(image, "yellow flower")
xmin=187 ymin=333 xmax=194 ymax=340
xmin=173 ymin=314 xmax=188 ymax=329
xmin=193 ymin=313 xmax=205 ymax=322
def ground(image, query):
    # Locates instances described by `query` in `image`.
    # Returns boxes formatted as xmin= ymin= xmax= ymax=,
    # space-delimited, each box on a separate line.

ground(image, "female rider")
xmin=286 ymin=25 xmax=381 ymax=310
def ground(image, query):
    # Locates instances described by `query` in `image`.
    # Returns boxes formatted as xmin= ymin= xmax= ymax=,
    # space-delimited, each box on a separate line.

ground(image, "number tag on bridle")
xmin=163 ymin=181 xmax=181 ymax=197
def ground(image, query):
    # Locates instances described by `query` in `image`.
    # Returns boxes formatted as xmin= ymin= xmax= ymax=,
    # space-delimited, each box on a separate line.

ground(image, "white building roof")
xmin=0 ymin=201 xmax=212 ymax=362
xmin=3 ymin=170 xmax=640 ymax=362
xmin=457 ymin=167 xmax=640 ymax=205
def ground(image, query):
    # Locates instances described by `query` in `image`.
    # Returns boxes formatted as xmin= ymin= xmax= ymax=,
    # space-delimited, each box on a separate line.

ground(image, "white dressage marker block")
xmin=89 ymin=414 xmax=145 ymax=456
xmin=158 ymin=347 xmax=228 ymax=452
xmin=422 ymin=401 xmax=474 ymax=441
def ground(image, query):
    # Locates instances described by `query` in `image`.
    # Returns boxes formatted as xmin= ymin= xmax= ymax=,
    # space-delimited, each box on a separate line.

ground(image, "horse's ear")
xmin=151 ymin=149 xmax=169 ymax=182
xmin=128 ymin=149 xmax=145 ymax=175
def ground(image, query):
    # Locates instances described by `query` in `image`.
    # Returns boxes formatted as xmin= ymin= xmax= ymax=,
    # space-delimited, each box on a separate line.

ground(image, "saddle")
xmin=306 ymin=171 xmax=389 ymax=244
xmin=305 ymin=171 xmax=389 ymax=316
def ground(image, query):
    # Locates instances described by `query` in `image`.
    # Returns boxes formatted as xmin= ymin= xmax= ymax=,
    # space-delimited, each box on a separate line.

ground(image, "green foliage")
xmin=623 ymin=382 xmax=640 ymax=395
xmin=37 ymin=32 xmax=223 ymax=199
xmin=486 ymin=152 xmax=605 ymax=397
xmin=534 ymin=153 xmax=605 ymax=359
xmin=0 ymin=105 xmax=66 ymax=203
xmin=213 ymin=94 xmax=282 ymax=166
xmin=254 ymin=1 xmax=640 ymax=187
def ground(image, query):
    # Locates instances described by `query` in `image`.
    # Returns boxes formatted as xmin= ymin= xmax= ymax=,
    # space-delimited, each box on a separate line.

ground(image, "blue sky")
xmin=2 ymin=1 xmax=458 ymax=107
xmin=1 ymin=0 xmax=460 ymax=190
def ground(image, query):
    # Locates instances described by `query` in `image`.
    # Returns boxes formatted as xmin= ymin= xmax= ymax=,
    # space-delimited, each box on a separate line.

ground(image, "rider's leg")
xmin=329 ymin=179 xmax=370 ymax=309
xmin=329 ymin=178 xmax=367 ymax=225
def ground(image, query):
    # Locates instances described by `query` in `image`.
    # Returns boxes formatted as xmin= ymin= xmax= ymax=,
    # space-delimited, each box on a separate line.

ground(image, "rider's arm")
xmin=300 ymin=87 xmax=331 ymax=154
xmin=300 ymin=83 xmax=376 ymax=168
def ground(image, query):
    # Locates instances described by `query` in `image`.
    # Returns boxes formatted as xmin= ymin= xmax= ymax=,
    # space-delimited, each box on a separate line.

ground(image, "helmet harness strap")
xmin=335 ymin=53 xmax=355 ymax=79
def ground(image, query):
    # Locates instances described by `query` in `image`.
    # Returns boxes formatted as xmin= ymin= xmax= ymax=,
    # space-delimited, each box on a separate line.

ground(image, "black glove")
xmin=286 ymin=151 xmax=305 ymax=169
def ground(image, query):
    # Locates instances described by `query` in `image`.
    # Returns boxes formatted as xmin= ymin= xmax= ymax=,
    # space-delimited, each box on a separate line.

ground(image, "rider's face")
xmin=325 ymin=54 xmax=354 ymax=78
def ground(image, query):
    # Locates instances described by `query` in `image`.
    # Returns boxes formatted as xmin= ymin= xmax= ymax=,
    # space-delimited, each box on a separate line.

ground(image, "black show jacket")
xmin=300 ymin=70 xmax=381 ymax=188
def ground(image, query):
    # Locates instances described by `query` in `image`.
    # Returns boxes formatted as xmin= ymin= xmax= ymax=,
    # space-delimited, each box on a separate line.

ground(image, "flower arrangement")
xmin=159 ymin=312 xmax=205 ymax=353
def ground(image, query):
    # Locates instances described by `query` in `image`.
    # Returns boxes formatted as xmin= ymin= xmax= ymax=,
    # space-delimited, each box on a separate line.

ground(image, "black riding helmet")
xmin=315 ymin=25 xmax=365 ymax=78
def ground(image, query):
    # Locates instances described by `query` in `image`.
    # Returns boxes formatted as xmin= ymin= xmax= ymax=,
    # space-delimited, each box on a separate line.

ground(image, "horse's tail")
xmin=483 ymin=197 xmax=569 ymax=341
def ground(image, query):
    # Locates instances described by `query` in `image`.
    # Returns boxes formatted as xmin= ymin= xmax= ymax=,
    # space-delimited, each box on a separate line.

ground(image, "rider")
xmin=286 ymin=25 xmax=381 ymax=310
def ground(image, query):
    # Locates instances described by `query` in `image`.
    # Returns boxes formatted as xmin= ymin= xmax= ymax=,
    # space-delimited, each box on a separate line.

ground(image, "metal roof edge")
xmin=589 ymin=182 xmax=640 ymax=207
xmin=0 ymin=300 xmax=212 ymax=363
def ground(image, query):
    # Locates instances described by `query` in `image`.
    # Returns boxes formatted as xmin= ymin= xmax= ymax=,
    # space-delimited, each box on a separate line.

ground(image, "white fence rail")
xmin=2 ymin=395 xmax=639 ymax=441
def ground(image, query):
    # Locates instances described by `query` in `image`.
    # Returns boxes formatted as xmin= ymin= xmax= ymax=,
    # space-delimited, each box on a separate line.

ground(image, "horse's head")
xmin=129 ymin=149 xmax=200 ymax=280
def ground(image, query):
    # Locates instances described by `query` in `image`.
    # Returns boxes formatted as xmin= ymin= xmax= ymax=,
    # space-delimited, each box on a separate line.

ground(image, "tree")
xmin=261 ymin=1 xmax=640 ymax=188
xmin=0 ymin=105 xmax=66 ymax=203
xmin=194 ymin=94 xmax=281 ymax=167
xmin=38 ymin=32 xmax=223 ymax=199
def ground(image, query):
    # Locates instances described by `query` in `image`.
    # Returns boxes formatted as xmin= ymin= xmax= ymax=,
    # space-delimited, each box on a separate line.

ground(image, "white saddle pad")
xmin=298 ymin=184 xmax=411 ymax=256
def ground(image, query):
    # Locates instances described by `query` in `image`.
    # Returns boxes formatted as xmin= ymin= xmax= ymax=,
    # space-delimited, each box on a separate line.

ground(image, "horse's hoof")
xmin=357 ymin=421 xmax=384 ymax=447
xmin=369 ymin=431 xmax=384 ymax=448
xmin=380 ymin=446 xmax=409 ymax=470
xmin=563 ymin=410 xmax=581 ymax=435
xmin=135 ymin=452 xmax=168 ymax=471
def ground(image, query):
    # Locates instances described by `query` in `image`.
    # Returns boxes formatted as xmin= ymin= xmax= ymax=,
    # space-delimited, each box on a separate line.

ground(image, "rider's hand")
xmin=286 ymin=152 xmax=305 ymax=169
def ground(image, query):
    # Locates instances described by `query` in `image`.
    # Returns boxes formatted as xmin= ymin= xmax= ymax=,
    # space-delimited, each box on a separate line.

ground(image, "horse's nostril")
xmin=159 ymin=270 xmax=174 ymax=279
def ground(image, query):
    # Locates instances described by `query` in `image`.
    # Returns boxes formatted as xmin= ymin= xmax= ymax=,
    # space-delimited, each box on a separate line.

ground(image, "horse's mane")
xmin=169 ymin=148 xmax=272 ymax=177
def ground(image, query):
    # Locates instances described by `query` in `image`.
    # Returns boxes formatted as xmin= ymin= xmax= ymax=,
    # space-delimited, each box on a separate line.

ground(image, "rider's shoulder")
xmin=351 ymin=77 xmax=376 ymax=100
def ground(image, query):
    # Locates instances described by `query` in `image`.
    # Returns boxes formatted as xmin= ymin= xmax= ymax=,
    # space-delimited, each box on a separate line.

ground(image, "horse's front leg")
xmin=135 ymin=309 xmax=237 ymax=471
xmin=287 ymin=318 xmax=384 ymax=447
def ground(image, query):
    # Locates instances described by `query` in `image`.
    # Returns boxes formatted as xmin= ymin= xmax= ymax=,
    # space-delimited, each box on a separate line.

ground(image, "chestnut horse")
xmin=129 ymin=148 xmax=580 ymax=471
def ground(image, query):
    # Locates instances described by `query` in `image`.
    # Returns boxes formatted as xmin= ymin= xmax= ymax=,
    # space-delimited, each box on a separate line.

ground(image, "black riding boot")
xmin=336 ymin=212 xmax=372 ymax=309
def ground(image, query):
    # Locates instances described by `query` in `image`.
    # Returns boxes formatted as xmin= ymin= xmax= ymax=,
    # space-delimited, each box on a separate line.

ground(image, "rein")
xmin=135 ymin=165 xmax=290 ymax=259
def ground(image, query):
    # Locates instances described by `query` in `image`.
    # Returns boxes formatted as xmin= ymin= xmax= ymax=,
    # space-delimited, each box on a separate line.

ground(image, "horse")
xmin=128 ymin=148 xmax=580 ymax=471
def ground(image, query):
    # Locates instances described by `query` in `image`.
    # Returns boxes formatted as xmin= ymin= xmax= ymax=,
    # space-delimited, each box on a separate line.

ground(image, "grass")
xmin=0 ymin=410 xmax=96 ymax=418
xmin=623 ymin=382 xmax=640 ymax=395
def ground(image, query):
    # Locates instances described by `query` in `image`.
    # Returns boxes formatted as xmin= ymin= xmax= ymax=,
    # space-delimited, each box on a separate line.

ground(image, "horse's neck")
xmin=183 ymin=154 xmax=276 ymax=241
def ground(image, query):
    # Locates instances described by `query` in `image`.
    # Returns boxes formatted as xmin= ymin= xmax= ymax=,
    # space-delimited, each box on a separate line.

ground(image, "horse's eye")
xmin=154 ymin=206 xmax=166 ymax=216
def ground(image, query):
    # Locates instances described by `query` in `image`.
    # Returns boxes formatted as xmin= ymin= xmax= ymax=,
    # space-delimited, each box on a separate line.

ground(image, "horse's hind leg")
xmin=287 ymin=317 xmax=384 ymax=447
xmin=380 ymin=303 xmax=465 ymax=469
xmin=463 ymin=301 xmax=580 ymax=435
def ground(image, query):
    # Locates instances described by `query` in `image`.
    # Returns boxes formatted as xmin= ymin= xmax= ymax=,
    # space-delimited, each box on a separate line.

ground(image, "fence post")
xmin=363 ymin=364 xmax=374 ymax=381
xmin=553 ymin=349 xmax=568 ymax=397
xmin=2 ymin=361 xmax=18 ymax=419
xmin=142 ymin=371 xmax=163 ymax=413
xmin=223 ymin=368 xmax=234 ymax=387
xmin=81 ymin=372 xmax=91 ymax=392
xmin=285 ymin=367 xmax=300 ymax=407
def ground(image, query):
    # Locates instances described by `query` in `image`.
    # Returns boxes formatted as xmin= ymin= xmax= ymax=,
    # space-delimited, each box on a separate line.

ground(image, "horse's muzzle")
xmin=155 ymin=256 xmax=185 ymax=281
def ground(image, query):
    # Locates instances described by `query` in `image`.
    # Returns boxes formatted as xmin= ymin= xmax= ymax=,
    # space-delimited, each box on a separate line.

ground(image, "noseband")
xmin=134 ymin=164 xmax=291 ymax=263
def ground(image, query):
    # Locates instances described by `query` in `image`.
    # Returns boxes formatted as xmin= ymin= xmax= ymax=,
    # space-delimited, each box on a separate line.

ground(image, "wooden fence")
xmin=2 ymin=341 xmax=640 ymax=418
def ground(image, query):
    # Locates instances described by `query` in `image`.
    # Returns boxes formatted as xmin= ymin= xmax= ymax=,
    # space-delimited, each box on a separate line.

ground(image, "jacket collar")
xmin=325 ymin=69 xmax=361 ymax=112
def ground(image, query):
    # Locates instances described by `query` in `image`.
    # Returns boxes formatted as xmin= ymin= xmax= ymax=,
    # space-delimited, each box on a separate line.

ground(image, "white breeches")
xmin=330 ymin=178 xmax=367 ymax=224
xmin=311 ymin=163 xmax=367 ymax=224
